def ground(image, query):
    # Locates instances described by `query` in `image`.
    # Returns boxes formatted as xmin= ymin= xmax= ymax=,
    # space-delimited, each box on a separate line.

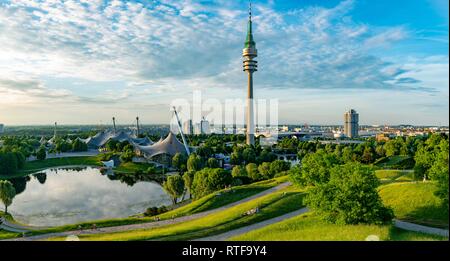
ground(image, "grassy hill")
xmin=375 ymin=169 xmax=416 ymax=184
xmin=230 ymin=212 xmax=447 ymax=241
xmin=378 ymin=182 xmax=448 ymax=228
xmin=374 ymin=155 xmax=414 ymax=169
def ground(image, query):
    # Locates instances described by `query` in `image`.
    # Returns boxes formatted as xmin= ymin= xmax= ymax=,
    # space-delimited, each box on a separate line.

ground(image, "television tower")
xmin=243 ymin=2 xmax=257 ymax=146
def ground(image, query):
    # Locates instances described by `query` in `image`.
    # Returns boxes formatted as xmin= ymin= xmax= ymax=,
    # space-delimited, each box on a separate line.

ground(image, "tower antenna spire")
xmin=249 ymin=0 xmax=252 ymax=21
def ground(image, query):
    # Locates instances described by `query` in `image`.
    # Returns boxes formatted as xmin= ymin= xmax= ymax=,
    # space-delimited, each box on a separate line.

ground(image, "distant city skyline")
xmin=0 ymin=0 xmax=448 ymax=126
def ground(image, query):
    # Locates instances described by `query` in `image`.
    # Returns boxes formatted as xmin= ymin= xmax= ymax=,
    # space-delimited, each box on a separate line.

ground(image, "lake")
xmin=0 ymin=167 xmax=172 ymax=227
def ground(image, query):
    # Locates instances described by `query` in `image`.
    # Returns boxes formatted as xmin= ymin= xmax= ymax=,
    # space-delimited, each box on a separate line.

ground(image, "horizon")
xmin=0 ymin=0 xmax=448 ymax=126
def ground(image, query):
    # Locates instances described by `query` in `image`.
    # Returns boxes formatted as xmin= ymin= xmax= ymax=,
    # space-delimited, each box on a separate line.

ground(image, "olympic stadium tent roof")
xmin=86 ymin=129 xmax=153 ymax=148
xmin=134 ymin=132 xmax=186 ymax=158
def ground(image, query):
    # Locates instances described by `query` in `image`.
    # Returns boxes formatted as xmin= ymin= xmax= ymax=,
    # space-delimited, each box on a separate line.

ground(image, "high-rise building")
xmin=0 ymin=124 xmax=4 ymax=133
xmin=344 ymin=109 xmax=359 ymax=138
xmin=183 ymin=119 xmax=193 ymax=135
xmin=243 ymin=3 xmax=257 ymax=145
xmin=200 ymin=117 xmax=210 ymax=134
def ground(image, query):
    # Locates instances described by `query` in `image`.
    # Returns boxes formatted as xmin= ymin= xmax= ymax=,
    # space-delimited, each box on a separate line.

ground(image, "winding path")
xmin=2 ymin=182 xmax=292 ymax=241
xmin=394 ymin=220 xmax=449 ymax=237
xmin=193 ymin=207 xmax=309 ymax=241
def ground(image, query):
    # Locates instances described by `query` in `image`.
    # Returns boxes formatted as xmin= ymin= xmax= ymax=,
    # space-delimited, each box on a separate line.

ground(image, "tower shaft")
xmin=242 ymin=3 xmax=257 ymax=146
xmin=246 ymin=71 xmax=255 ymax=145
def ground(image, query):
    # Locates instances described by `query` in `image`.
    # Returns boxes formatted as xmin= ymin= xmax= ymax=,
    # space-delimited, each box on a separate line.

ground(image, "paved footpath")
xmin=394 ymin=220 xmax=449 ymax=237
xmin=193 ymin=207 xmax=309 ymax=241
xmin=2 ymin=182 xmax=291 ymax=241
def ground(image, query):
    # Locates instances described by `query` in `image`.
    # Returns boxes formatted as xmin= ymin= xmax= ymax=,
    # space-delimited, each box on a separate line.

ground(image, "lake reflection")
xmin=1 ymin=167 xmax=172 ymax=227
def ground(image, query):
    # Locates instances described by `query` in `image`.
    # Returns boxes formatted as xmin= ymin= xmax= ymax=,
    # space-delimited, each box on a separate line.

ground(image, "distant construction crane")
xmin=172 ymin=106 xmax=190 ymax=155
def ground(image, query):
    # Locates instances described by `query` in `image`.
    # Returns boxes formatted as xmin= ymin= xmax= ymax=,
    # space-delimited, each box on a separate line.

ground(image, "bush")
xmin=306 ymin=162 xmax=394 ymax=225
xmin=144 ymin=205 xmax=169 ymax=217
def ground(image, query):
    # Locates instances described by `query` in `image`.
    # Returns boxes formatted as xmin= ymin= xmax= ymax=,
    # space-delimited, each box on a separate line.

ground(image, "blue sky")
xmin=0 ymin=0 xmax=448 ymax=125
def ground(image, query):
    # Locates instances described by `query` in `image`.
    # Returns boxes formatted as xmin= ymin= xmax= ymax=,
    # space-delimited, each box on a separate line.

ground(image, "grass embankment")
xmin=375 ymin=169 xmax=415 ymax=184
xmin=114 ymin=162 xmax=154 ymax=173
xmin=230 ymin=212 xmax=447 ymax=241
xmin=0 ymin=211 xmax=20 ymax=240
xmin=375 ymin=155 xmax=414 ymax=169
xmin=379 ymin=182 xmax=449 ymax=228
xmin=47 ymin=185 xmax=304 ymax=241
xmin=29 ymin=177 xmax=288 ymax=236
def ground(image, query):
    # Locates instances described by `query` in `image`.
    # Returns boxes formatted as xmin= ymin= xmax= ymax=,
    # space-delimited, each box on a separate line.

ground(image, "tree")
xmin=72 ymin=139 xmax=88 ymax=152
xmin=375 ymin=144 xmax=386 ymax=158
xmin=242 ymin=147 xmax=256 ymax=163
xmin=305 ymin=162 xmax=394 ymax=225
xmin=291 ymin=150 xmax=338 ymax=187
xmin=231 ymin=165 xmax=247 ymax=178
xmin=258 ymin=162 xmax=271 ymax=179
xmin=428 ymin=139 xmax=449 ymax=206
xmin=361 ymin=146 xmax=374 ymax=164
xmin=120 ymin=150 xmax=134 ymax=163
xmin=191 ymin=168 xmax=232 ymax=199
xmin=269 ymin=160 xmax=290 ymax=177
xmin=341 ymin=147 xmax=353 ymax=163
xmin=0 ymin=180 xmax=16 ymax=214
xmin=182 ymin=171 xmax=195 ymax=199
xmin=36 ymin=146 xmax=46 ymax=160
xmin=230 ymin=151 xmax=243 ymax=165
xmin=162 ymin=174 xmax=185 ymax=204
xmin=384 ymin=139 xmax=399 ymax=157
xmin=207 ymin=157 xmax=220 ymax=168
xmin=172 ymin=153 xmax=187 ymax=172
xmin=246 ymin=163 xmax=260 ymax=181
xmin=187 ymin=154 xmax=202 ymax=172
xmin=0 ymin=152 xmax=18 ymax=176
xmin=106 ymin=139 xmax=119 ymax=152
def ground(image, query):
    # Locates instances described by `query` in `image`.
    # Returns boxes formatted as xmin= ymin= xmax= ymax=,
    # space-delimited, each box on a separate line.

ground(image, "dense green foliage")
xmin=305 ymin=163 xmax=394 ymax=225
xmin=191 ymin=168 xmax=232 ymax=199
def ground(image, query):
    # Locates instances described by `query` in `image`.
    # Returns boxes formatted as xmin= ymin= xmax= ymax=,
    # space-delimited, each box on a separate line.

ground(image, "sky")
xmin=0 ymin=0 xmax=448 ymax=126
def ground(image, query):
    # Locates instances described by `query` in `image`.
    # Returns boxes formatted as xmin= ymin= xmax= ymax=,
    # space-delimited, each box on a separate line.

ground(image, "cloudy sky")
xmin=0 ymin=0 xmax=448 ymax=126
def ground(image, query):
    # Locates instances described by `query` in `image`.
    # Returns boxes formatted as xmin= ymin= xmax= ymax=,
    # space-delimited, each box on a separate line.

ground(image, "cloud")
xmin=0 ymin=0 xmax=447 ymax=126
xmin=0 ymin=0 xmax=432 ymax=94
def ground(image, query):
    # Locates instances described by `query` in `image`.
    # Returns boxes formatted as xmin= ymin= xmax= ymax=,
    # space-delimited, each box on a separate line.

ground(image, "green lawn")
xmin=114 ymin=162 xmax=155 ymax=173
xmin=28 ymin=177 xmax=287 ymax=237
xmin=379 ymin=182 xmax=449 ymax=228
xmin=46 ymin=185 xmax=304 ymax=241
xmin=7 ymin=155 xmax=103 ymax=178
xmin=375 ymin=169 xmax=412 ymax=180
xmin=0 ymin=155 xmax=159 ymax=179
xmin=375 ymin=155 xmax=414 ymax=169
xmin=230 ymin=212 xmax=447 ymax=241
